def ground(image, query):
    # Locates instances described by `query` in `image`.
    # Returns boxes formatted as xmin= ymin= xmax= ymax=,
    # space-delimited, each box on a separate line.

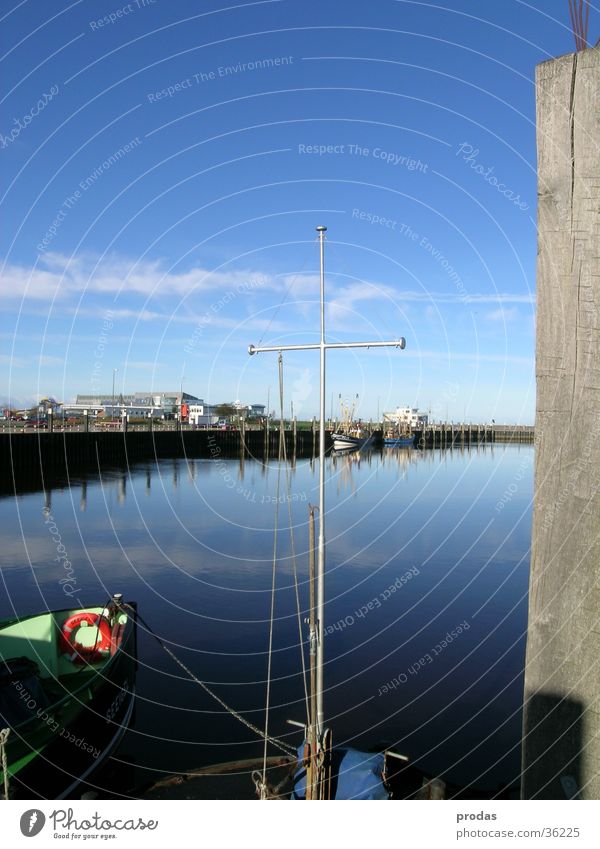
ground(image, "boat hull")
xmin=383 ymin=436 xmax=414 ymax=447
xmin=331 ymin=433 xmax=366 ymax=452
xmin=1 ymin=603 xmax=137 ymax=799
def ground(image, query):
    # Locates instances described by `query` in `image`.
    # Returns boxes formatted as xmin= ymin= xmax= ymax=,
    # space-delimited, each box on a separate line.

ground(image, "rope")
xmin=0 ymin=727 xmax=10 ymax=800
xmin=261 ymin=451 xmax=281 ymax=790
xmin=252 ymin=769 xmax=269 ymax=800
xmin=126 ymin=606 xmax=295 ymax=757
xmin=260 ymin=353 xmax=311 ymax=793
xmin=277 ymin=355 xmax=310 ymax=724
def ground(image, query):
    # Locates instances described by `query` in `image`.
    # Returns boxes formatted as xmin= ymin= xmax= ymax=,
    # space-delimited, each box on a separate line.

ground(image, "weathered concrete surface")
xmin=523 ymin=46 xmax=600 ymax=799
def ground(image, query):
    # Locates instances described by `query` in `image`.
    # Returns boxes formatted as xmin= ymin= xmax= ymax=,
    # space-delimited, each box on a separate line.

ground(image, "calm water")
xmin=0 ymin=443 xmax=533 ymax=794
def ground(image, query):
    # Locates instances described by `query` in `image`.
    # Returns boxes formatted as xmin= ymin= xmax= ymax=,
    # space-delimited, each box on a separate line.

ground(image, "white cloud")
xmin=484 ymin=307 xmax=519 ymax=322
xmin=0 ymin=253 xmax=276 ymax=302
xmin=327 ymin=281 xmax=397 ymax=328
xmin=397 ymin=291 xmax=534 ymax=306
xmin=0 ymin=354 xmax=27 ymax=368
xmin=39 ymin=355 xmax=65 ymax=366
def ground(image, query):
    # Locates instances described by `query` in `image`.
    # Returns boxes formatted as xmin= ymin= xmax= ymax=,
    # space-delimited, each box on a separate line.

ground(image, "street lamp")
xmin=112 ymin=368 xmax=118 ymax=423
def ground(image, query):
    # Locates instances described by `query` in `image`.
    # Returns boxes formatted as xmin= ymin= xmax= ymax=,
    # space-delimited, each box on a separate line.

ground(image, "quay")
xmin=0 ymin=422 xmax=534 ymax=494
xmin=413 ymin=423 xmax=534 ymax=447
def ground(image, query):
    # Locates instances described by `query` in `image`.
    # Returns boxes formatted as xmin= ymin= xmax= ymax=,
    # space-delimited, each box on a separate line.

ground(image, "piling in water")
xmin=522 ymin=45 xmax=600 ymax=800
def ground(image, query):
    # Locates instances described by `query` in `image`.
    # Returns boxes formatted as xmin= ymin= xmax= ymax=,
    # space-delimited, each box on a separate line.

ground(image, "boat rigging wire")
xmin=125 ymin=605 xmax=296 ymax=758
xmin=277 ymin=354 xmax=310 ymax=726
xmin=261 ymin=436 xmax=282 ymax=793
xmin=261 ymin=353 xmax=311 ymax=792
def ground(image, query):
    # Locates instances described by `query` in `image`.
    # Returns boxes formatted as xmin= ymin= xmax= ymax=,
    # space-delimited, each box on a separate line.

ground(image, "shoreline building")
xmin=382 ymin=406 xmax=428 ymax=428
xmin=233 ymin=400 xmax=266 ymax=419
xmin=70 ymin=391 xmax=204 ymax=421
xmin=68 ymin=392 xmax=262 ymax=425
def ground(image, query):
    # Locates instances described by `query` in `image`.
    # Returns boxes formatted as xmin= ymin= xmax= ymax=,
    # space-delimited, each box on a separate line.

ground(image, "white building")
xmin=188 ymin=403 xmax=218 ymax=426
xmin=231 ymin=401 xmax=267 ymax=419
xmin=70 ymin=391 xmax=202 ymax=420
xmin=383 ymin=406 xmax=428 ymax=428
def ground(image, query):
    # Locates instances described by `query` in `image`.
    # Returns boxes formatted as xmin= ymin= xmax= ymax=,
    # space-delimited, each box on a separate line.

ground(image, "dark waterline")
xmin=0 ymin=443 xmax=533 ymax=796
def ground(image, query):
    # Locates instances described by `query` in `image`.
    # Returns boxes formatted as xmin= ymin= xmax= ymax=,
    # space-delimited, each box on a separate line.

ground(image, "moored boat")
xmin=331 ymin=430 xmax=366 ymax=451
xmin=331 ymin=394 xmax=369 ymax=452
xmin=383 ymin=434 xmax=414 ymax=447
xmin=0 ymin=594 xmax=137 ymax=799
xmin=383 ymin=423 xmax=414 ymax=447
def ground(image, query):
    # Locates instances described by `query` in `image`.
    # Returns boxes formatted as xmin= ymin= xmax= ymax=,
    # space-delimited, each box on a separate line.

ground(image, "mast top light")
xmin=316 ymin=225 xmax=327 ymax=232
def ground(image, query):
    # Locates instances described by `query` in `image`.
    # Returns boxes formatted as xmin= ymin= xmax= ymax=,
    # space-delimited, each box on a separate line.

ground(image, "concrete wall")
xmin=522 ymin=46 xmax=600 ymax=799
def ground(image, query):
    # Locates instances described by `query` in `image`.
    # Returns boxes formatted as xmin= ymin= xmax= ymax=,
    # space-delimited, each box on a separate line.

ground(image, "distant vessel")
xmin=383 ymin=424 xmax=414 ymax=447
xmin=331 ymin=430 xmax=367 ymax=452
xmin=383 ymin=434 xmax=414 ymax=447
xmin=331 ymin=395 xmax=368 ymax=452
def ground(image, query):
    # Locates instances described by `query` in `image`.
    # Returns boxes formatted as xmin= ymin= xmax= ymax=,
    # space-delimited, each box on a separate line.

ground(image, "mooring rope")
xmin=0 ymin=727 xmax=10 ymax=800
xmin=127 ymin=606 xmax=295 ymax=757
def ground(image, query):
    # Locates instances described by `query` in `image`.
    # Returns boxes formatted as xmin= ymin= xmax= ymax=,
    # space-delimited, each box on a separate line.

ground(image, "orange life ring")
xmin=60 ymin=612 xmax=112 ymax=663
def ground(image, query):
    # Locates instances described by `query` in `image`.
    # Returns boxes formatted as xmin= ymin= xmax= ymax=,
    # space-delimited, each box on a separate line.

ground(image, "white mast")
xmin=248 ymin=226 xmax=405 ymax=744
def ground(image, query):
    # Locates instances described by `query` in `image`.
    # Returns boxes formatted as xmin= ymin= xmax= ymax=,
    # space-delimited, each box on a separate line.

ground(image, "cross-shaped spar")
xmin=248 ymin=225 xmax=406 ymax=757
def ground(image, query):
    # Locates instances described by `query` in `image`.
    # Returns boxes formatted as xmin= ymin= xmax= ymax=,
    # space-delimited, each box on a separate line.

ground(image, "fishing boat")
xmin=331 ymin=395 xmax=368 ymax=452
xmin=0 ymin=594 xmax=137 ymax=799
xmin=331 ymin=430 xmax=365 ymax=452
xmin=383 ymin=427 xmax=414 ymax=447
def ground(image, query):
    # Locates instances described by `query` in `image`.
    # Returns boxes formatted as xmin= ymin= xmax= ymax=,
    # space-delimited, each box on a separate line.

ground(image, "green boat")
xmin=0 ymin=594 xmax=137 ymax=799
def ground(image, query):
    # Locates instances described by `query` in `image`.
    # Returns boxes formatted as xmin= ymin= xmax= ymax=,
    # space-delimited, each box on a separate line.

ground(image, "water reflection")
xmin=0 ymin=444 xmax=532 ymax=794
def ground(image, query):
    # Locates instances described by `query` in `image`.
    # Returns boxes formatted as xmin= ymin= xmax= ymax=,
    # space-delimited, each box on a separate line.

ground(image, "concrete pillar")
xmin=523 ymin=46 xmax=600 ymax=800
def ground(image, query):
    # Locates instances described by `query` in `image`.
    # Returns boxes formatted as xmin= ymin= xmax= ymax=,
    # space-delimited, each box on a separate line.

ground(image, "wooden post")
xmin=523 ymin=46 xmax=600 ymax=800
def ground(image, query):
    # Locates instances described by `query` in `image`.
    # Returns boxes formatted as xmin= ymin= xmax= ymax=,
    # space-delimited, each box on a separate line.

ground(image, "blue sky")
xmin=1 ymin=0 xmax=592 ymax=422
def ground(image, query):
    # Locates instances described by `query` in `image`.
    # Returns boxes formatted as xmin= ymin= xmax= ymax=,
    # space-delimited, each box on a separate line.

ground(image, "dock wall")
xmin=0 ymin=423 xmax=534 ymax=496
xmin=0 ymin=428 xmax=322 ymax=493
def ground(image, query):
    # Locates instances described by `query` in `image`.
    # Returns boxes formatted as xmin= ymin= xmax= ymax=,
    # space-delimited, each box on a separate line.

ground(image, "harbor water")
xmin=0 ymin=442 xmax=533 ymax=796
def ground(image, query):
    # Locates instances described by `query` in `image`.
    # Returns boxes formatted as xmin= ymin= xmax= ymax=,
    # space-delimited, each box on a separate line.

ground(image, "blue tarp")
xmin=292 ymin=745 xmax=388 ymax=800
